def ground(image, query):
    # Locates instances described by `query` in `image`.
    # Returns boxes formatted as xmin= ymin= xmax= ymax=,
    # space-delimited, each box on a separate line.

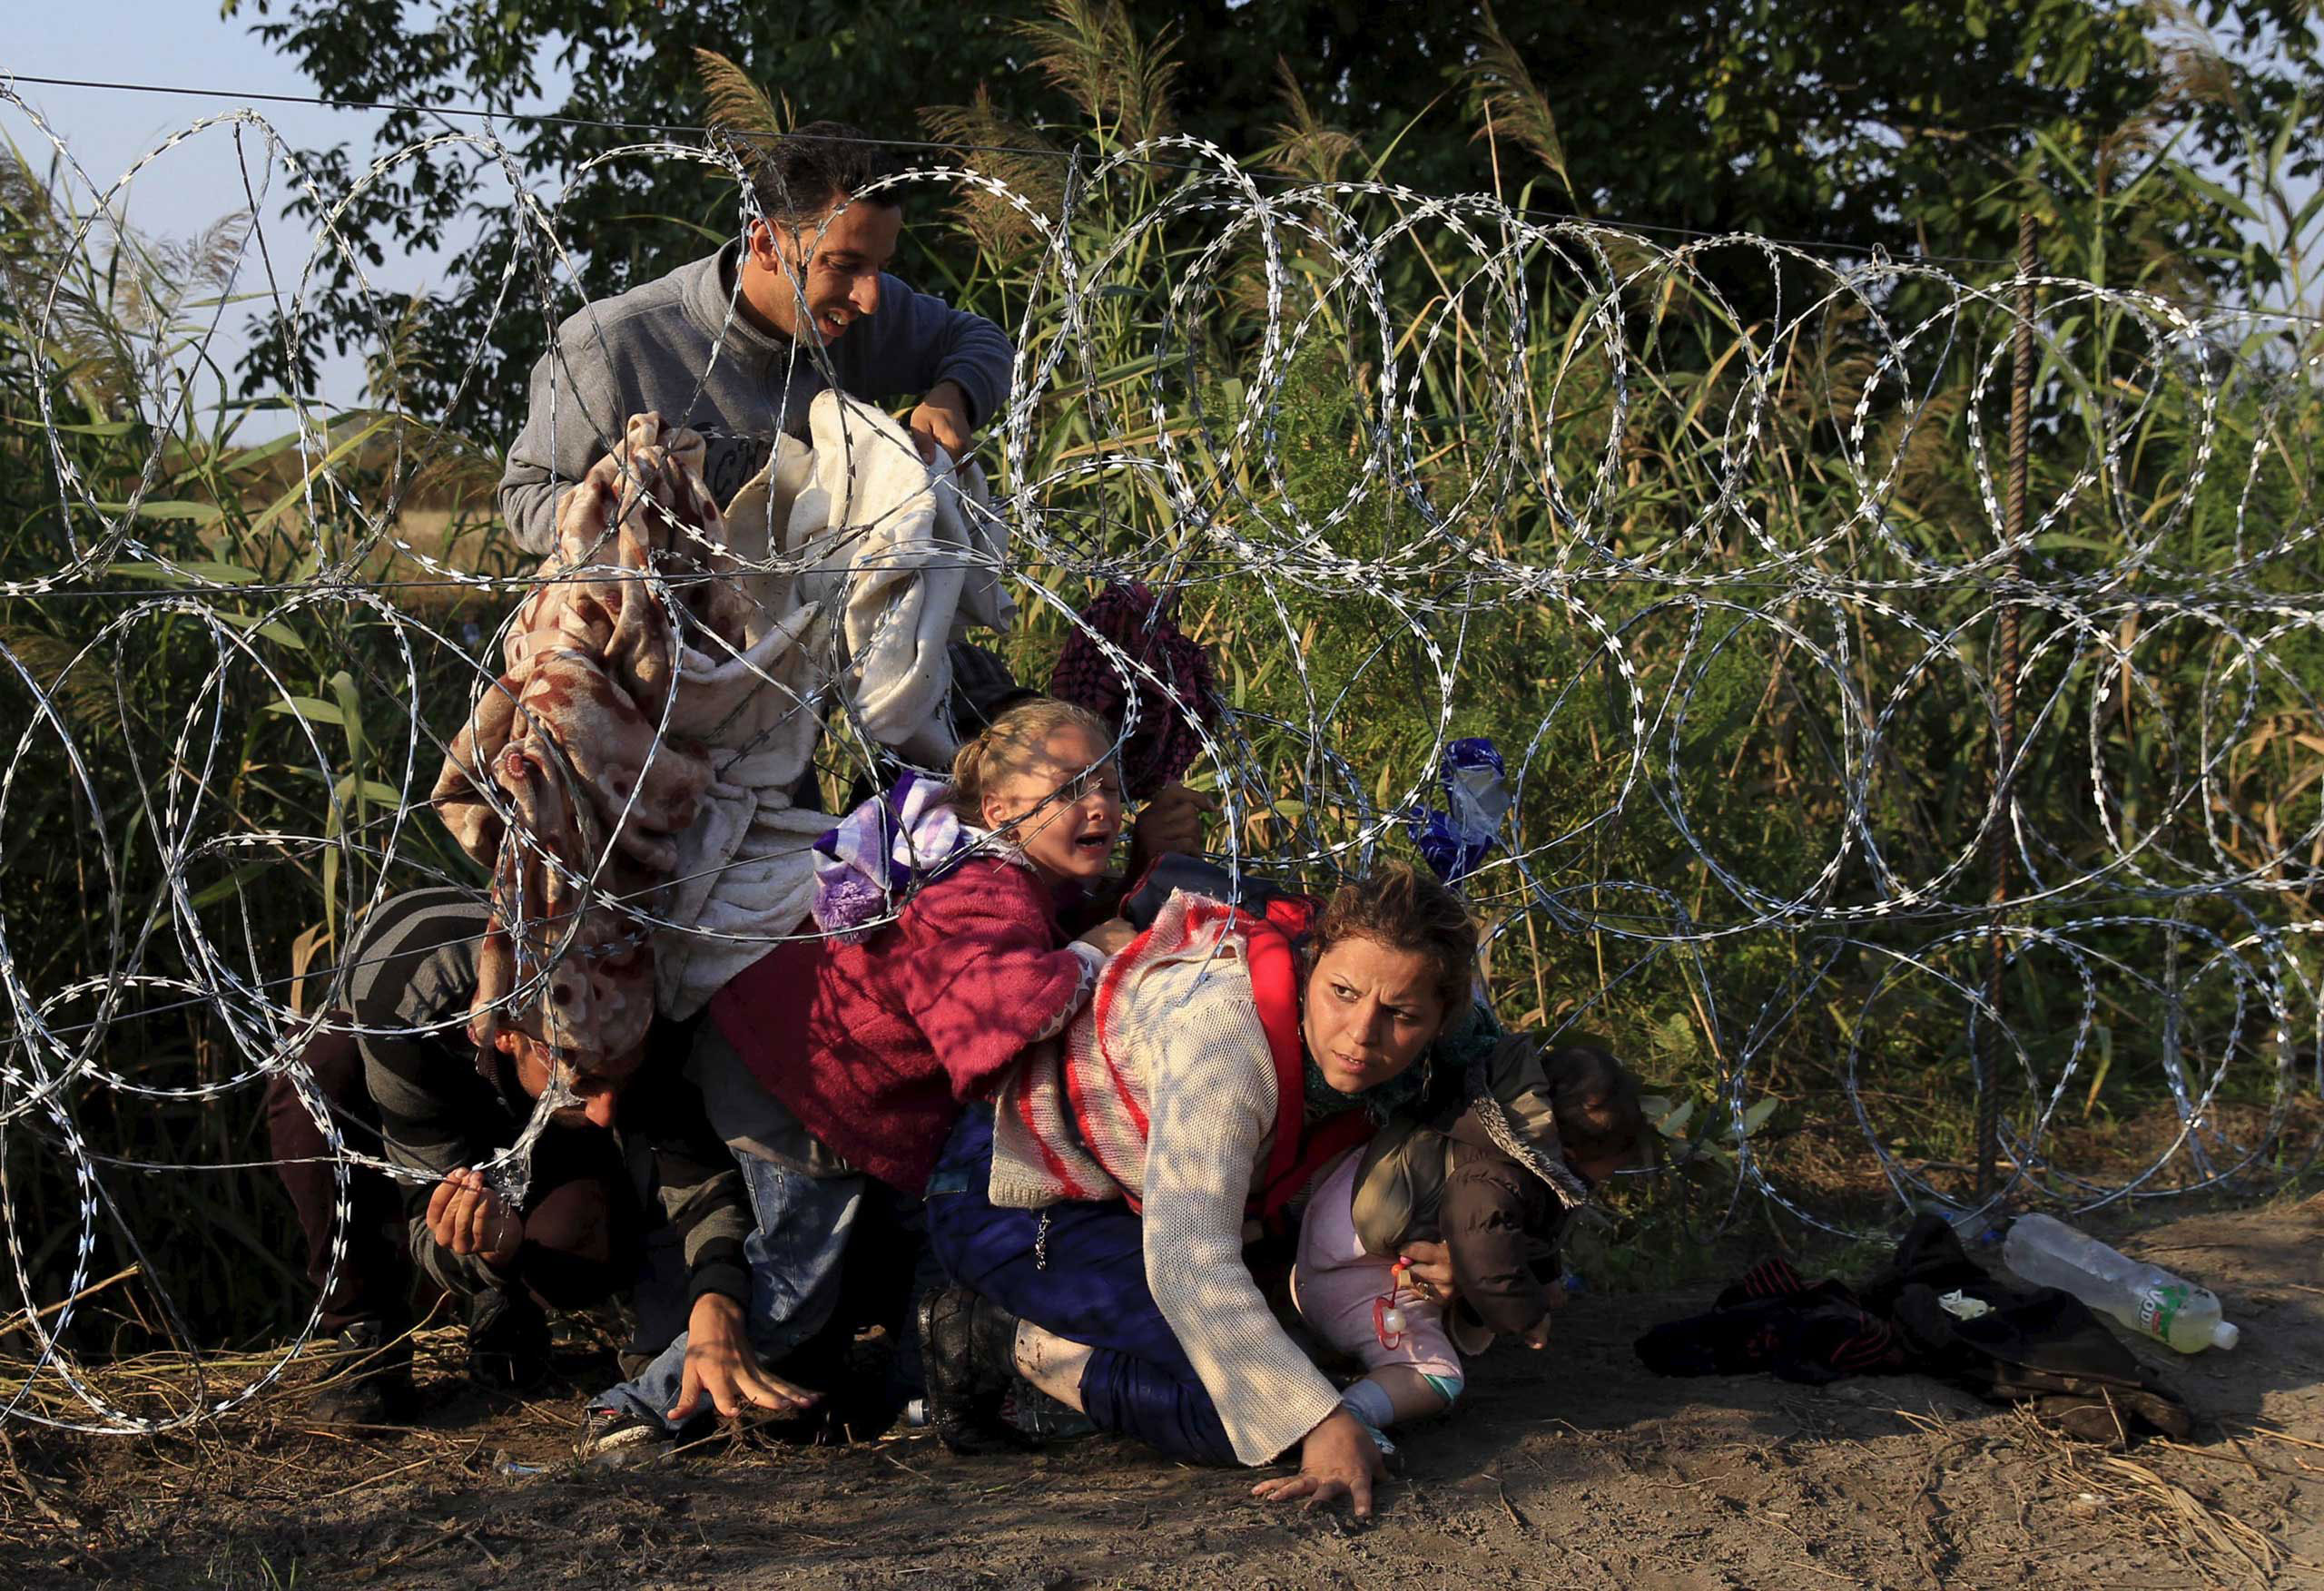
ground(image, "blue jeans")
xmin=924 ymin=1105 xmax=1236 ymax=1466
xmin=589 ymin=1149 xmax=863 ymax=1431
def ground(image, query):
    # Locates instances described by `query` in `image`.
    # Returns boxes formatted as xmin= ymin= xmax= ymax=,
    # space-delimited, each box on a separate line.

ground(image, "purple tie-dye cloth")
xmin=810 ymin=771 xmax=976 ymax=942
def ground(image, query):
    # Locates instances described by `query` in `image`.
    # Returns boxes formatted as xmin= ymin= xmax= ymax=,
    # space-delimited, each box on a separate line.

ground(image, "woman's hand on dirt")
xmin=667 ymin=1293 xmax=820 ymax=1423
xmin=425 ymin=1167 xmax=520 ymax=1266
xmin=1076 ymin=918 xmax=1139 ymax=956
xmin=1253 ymin=1410 xmax=1387 ymax=1517
xmin=1396 ymin=1240 xmax=1457 ymax=1307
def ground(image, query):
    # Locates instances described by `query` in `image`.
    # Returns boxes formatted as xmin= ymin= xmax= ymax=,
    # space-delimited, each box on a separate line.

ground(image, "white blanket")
xmin=653 ymin=389 xmax=1014 ymax=1016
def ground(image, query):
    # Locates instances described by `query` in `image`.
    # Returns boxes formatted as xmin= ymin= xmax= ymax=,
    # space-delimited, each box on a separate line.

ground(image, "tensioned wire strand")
xmin=0 ymin=75 xmax=2319 ymax=1435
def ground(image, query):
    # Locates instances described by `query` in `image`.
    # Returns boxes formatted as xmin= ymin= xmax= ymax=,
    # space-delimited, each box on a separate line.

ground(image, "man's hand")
xmin=667 ymin=1293 xmax=821 ymax=1423
xmin=1127 ymin=783 xmax=1217 ymax=875
xmin=1396 ymin=1239 xmax=1456 ymax=1307
xmin=1251 ymin=1409 xmax=1388 ymax=1518
xmin=425 ymin=1167 xmax=521 ymax=1267
xmin=909 ymin=379 xmax=974 ymax=465
xmin=1075 ymin=918 xmax=1139 ymax=957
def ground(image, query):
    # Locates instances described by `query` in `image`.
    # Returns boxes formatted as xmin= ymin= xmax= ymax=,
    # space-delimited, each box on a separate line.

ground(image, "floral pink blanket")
xmin=431 ymin=412 xmax=743 ymax=1072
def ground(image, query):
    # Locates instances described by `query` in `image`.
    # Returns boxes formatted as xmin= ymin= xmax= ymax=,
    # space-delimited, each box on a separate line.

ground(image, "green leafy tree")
xmin=225 ymin=0 xmax=2320 ymax=434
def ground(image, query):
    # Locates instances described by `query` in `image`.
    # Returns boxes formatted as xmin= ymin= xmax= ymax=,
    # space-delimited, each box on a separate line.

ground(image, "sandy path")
xmin=5 ymin=1193 xmax=2318 ymax=1589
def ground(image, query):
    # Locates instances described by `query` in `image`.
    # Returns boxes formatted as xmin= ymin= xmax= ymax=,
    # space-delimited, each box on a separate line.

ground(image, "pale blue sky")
xmin=5 ymin=5 xmax=2316 ymax=440
xmin=4 ymin=4 xmax=570 ymax=429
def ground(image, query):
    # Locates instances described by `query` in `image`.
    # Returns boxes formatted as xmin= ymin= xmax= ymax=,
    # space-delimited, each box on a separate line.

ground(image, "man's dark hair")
xmin=747 ymin=122 xmax=906 ymax=223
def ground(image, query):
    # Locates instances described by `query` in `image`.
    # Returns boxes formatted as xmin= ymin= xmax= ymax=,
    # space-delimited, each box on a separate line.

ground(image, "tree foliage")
xmin=224 ymin=0 xmax=2322 ymax=431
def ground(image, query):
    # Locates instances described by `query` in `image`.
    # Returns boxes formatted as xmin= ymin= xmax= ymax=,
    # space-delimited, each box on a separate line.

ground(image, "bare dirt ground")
xmin=2 ymin=1191 xmax=2319 ymax=1590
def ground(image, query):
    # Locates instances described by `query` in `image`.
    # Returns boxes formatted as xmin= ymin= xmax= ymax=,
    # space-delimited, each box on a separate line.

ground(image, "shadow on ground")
xmin=3 ymin=1193 xmax=2318 ymax=1589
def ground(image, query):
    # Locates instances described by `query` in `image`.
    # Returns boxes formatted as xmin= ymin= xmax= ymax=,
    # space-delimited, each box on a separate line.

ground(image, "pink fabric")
xmin=710 ymin=855 xmax=1089 ymax=1193
xmin=432 ymin=413 xmax=738 ymax=1068
xmin=1292 ymin=1151 xmax=1462 ymax=1383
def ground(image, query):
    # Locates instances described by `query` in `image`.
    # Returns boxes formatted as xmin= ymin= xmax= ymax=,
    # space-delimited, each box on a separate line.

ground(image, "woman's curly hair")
xmin=1312 ymin=860 xmax=1477 ymax=1015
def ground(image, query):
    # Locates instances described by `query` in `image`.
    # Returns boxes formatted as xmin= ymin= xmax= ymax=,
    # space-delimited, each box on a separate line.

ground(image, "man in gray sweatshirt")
xmin=498 ymin=123 xmax=1014 ymax=555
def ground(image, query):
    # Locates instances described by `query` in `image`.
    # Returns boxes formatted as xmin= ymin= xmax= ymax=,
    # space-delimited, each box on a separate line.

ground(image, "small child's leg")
xmin=1012 ymin=1321 xmax=1093 ymax=1409
xmin=1340 ymin=1363 xmax=1462 ymax=1429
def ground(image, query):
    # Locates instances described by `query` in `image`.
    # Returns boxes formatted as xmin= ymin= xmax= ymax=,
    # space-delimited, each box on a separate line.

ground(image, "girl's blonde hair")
xmin=950 ymin=698 xmax=1114 ymax=820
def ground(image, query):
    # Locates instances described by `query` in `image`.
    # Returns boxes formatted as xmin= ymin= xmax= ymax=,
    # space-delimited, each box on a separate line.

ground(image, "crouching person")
xmin=572 ymin=1022 xmax=875 ymax=1458
xmin=1291 ymin=1036 xmax=1646 ymax=1441
xmin=265 ymin=887 xmax=798 ymax=1426
xmin=576 ymin=701 xmax=1137 ymax=1458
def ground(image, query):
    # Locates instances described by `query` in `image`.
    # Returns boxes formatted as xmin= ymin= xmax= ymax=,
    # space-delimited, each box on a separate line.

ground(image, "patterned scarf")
xmin=1302 ymin=1054 xmax=1430 ymax=1126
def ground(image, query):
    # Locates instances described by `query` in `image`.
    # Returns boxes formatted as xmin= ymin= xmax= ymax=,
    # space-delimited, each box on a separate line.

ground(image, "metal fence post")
xmin=1975 ymin=211 xmax=2038 ymax=1204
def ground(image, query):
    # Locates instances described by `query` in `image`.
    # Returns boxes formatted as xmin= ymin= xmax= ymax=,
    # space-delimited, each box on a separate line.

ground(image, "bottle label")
xmin=2138 ymin=1283 xmax=2187 ymax=1341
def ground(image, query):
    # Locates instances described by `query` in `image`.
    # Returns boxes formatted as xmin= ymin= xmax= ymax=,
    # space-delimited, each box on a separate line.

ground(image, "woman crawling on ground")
xmin=919 ymin=862 xmax=1474 ymax=1517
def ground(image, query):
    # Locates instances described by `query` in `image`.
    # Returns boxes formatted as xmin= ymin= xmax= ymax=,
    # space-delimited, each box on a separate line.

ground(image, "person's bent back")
xmin=266 ymin=887 xmax=753 ymax=1422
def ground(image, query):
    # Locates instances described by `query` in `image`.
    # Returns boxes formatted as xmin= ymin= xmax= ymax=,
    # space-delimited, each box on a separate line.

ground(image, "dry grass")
xmin=0 ymin=1233 xmax=2315 ymax=1591
xmin=2014 ymin=1407 xmax=2301 ymax=1586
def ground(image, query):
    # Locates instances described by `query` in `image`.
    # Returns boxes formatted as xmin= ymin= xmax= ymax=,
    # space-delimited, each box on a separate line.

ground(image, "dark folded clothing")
xmin=1635 ymin=1216 xmax=2192 ymax=1447
xmin=1121 ymin=853 xmax=1311 ymax=932
xmin=1634 ymin=1255 xmax=1906 ymax=1385
xmin=1869 ymin=1216 xmax=2193 ymax=1443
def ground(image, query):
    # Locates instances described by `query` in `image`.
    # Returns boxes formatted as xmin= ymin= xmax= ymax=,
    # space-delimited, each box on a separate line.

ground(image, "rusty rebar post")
xmin=1975 ymin=212 xmax=2038 ymax=1204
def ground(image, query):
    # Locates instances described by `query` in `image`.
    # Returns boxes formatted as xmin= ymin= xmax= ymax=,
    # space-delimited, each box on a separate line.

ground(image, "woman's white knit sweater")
xmin=993 ymin=907 xmax=1344 ymax=1464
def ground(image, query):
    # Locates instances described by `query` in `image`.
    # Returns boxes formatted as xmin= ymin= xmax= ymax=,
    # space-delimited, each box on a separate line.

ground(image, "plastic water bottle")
xmin=2001 ymin=1213 xmax=2240 ymax=1353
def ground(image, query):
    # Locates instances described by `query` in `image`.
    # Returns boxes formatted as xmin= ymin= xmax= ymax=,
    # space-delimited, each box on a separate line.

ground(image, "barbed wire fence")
xmin=2 ymin=83 xmax=2320 ymax=1433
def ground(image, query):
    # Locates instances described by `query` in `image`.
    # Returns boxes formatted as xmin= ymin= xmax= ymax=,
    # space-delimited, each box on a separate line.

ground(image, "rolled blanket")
xmin=436 ymin=394 xmax=1021 ymax=1056
xmin=654 ymin=391 xmax=1014 ymax=1016
xmin=433 ymin=412 xmax=735 ymax=1069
